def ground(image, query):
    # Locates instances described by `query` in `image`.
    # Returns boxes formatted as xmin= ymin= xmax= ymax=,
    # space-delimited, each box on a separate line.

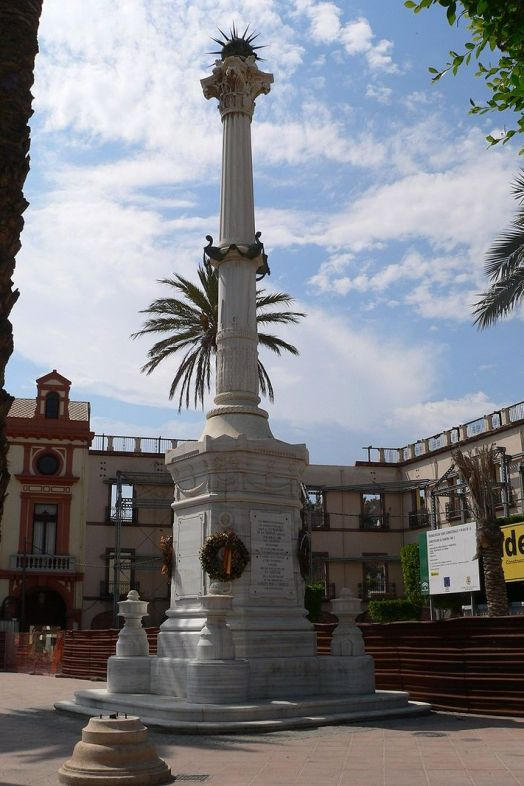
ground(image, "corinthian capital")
xmin=201 ymin=55 xmax=274 ymax=118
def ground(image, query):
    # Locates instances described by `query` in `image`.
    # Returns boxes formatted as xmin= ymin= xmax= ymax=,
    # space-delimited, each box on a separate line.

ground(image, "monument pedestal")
xmin=57 ymin=433 xmax=429 ymax=726
xmin=157 ymin=433 xmax=316 ymax=680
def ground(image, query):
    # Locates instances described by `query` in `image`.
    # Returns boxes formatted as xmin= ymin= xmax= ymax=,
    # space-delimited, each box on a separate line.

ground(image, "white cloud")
xmin=307 ymin=2 xmax=341 ymax=42
xmin=388 ymin=392 xmax=503 ymax=441
xmin=366 ymin=84 xmax=392 ymax=104
xmin=261 ymin=306 xmax=435 ymax=433
xmin=340 ymin=18 xmax=397 ymax=73
xmin=318 ymin=154 xmax=514 ymax=264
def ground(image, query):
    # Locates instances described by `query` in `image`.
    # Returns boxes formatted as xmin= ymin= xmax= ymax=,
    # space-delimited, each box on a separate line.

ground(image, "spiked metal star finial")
xmin=209 ymin=23 xmax=265 ymax=61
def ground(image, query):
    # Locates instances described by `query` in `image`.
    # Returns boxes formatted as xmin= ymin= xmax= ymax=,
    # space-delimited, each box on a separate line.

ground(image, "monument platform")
xmin=55 ymin=689 xmax=429 ymax=733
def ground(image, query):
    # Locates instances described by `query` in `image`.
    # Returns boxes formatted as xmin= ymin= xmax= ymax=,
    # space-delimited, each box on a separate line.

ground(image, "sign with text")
xmin=250 ymin=510 xmax=296 ymax=599
xmin=501 ymin=521 xmax=524 ymax=583
xmin=427 ymin=522 xmax=480 ymax=595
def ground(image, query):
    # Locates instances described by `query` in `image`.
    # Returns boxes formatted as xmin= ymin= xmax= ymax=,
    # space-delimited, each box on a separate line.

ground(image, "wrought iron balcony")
xmin=99 ymin=580 xmax=139 ymax=599
xmin=9 ymin=554 xmax=76 ymax=572
xmin=358 ymin=581 xmax=397 ymax=601
xmin=408 ymin=510 xmax=430 ymax=529
xmin=105 ymin=502 xmax=137 ymax=524
xmin=303 ymin=509 xmax=329 ymax=530
xmin=359 ymin=512 xmax=390 ymax=530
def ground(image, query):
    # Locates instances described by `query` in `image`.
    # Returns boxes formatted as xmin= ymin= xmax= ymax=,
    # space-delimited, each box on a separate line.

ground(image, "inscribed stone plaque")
xmin=249 ymin=510 xmax=296 ymax=599
xmin=175 ymin=513 xmax=205 ymax=598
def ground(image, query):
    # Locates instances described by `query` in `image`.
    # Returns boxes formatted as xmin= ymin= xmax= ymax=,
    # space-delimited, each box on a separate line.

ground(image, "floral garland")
xmin=199 ymin=529 xmax=250 ymax=582
xmin=297 ymin=528 xmax=310 ymax=580
xmin=160 ymin=534 xmax=174 ymax=579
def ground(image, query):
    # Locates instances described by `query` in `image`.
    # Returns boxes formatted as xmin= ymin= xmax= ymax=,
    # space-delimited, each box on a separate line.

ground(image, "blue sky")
xmin=9 ymin=0 xmax=523 ymax=464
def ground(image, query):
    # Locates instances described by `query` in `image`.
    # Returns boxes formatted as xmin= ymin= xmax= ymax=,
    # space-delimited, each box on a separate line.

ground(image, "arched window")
xmin=44 ymin=391 xmax=59 ymax=418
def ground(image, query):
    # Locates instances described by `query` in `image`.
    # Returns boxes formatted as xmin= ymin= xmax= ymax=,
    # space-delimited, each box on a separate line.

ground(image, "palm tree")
xmin=452 ymin=445 xmax=509 ymax=617
xmin=132 ymin=263 xmax=305 ymax=410
xmin=0 ymin=1 xmax=43 ymax=518
xmin=473 ymin=171 xmax=524 ymax=328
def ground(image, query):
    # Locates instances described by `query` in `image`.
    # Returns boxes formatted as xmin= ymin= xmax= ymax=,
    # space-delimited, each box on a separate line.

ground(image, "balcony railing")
xmin=358 ymin=581 xmax=397 ymax=601
xmin=445 ymin=501 xmax=473 ymax=522
xmin=105 ymin=501 xmax=137 ymax=524
xmin=304 ymin=509 xmax=330 ymax=530
xmin=99 ymin=580 xmax=139 ymax=599
xmin=92 ymin=434 xmax=195 ymax=454
xmin=359 ymin=512 xmax=390 ymax=530
xmin=408 ymin=510 xmax=430 ymax=529
xmin=361 ymin=398 xmax=524 ymax=464
xmin=9 ymin=554 xmax=76 ymax=572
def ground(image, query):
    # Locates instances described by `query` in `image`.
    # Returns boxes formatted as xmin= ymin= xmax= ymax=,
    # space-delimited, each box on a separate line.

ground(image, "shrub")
xmin=400 ymin=543 xmax=424 ymax=606
xmin=368 ymin=599 xmax=420 ymax=623
xmin=497 ymin=513 xmax=524 ymax=526
xmin=304 ymin=582 xmax=324 ymax=622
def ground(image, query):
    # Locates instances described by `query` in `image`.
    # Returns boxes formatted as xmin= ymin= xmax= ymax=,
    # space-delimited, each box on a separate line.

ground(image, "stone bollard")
xmin=330 ymin=587 xmax=365 ymax=657
xmin=58 ymin=714 xmax=172 ymax=785
xmin=117 ymin=589 xmax=149 ymax=657
xmin=107 ymin=589 xmax=151 ymax=694
xmin=186 ymin=583 xmax=249 ymax=703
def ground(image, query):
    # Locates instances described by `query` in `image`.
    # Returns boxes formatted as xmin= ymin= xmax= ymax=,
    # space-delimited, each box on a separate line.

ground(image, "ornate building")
xmin=0 ymin=371 xmax=92 ymax=630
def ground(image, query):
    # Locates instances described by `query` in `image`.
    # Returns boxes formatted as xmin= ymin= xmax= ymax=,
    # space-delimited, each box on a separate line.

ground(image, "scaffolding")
xmin=109 ymin=470 xmax=173 ymax=627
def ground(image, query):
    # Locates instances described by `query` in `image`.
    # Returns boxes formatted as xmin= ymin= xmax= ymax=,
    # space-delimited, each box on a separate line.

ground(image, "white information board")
xmin=427 ymin=521 xmax=480 ymax=595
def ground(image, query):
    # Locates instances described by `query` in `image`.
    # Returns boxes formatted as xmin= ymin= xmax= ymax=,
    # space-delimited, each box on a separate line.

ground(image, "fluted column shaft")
xmin=201 ymin=56 xmax=273 ymax=437
xmin=220 ymin=112 xmax=256 ymax=246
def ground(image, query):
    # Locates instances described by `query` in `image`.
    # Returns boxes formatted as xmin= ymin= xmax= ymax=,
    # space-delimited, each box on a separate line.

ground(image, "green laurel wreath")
xmin=199 ymin=529 xmax=250 ymax=582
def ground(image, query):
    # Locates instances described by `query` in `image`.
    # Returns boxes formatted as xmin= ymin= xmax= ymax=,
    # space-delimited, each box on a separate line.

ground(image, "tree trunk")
xmin=0 ymin=1 xmax=43 ymax=530
xmin=480 ymin=537 xmax=509 ymax=617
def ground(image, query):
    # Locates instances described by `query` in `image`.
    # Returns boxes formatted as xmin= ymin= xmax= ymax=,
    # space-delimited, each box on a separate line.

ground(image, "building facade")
xmin=306 ymin=401 xmax=524 ymax=605
xmin=83 ymin=436 xmax=181 ymax=629
xmin=1 ymin=373 xmax=523 ymax=630
xmin=0 ymin=372 xmax=92 ymax=629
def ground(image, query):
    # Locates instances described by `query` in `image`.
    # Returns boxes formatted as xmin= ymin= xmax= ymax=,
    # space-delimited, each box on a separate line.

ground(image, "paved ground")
xmin=0 ymin=673 xmax=523 ymax=786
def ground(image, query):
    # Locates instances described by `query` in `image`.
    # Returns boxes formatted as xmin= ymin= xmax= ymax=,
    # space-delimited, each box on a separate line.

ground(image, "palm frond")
xmin=256 ymin=290 xmax=296 ymax=308
xmin=473 ymin=265 xmax=524 ymax=328
xmin=452 ymin=445 xmax=498 ymax=525
xmin=257 ymin=359 xmax=274 ymax=402
xmin=256 ymin=310 xmax=304 ymax=326
xmin=475 ymin=169 xmax=524 ymax=328
xmin=258 ymin=333 xmax=299 ymax=356
xmin=485 ymin=232 xmax=524 ymax=282
xmin=133 ymin=267 xmax=303 ymax=408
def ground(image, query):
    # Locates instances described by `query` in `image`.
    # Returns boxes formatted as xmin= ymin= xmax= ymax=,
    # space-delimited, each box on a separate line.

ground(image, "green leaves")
xmin=132 ymin=264 xmax=304 ymax=410
xmin=473 ymin=169 xmax=524 ymax=328
xmin=405 ymin=1 xmax=524 ymax=153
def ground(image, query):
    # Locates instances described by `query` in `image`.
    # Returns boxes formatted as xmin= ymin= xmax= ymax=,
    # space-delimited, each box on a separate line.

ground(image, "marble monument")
xmin=56 ymin=28 xmax=427 ymax=730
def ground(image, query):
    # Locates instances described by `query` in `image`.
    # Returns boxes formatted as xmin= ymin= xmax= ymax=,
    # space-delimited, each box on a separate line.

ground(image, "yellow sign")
xmin=501 ymin=521 xmax=524 ymax=583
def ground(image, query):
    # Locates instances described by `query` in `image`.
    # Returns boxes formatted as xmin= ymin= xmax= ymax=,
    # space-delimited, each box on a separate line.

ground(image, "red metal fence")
xmin=3 ymin=618 xmax=524 ymax=718
xmin=0 ymin=630 xmax=64 ymax=675
xmin=60 ymin=628 xmax=159 ymax=680
xmin=360 ymin=617 xmax=524 ymax=717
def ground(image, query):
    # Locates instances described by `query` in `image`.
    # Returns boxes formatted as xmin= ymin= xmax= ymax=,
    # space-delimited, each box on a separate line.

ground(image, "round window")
xmin=36 ymin=452 xmax=60 ymax=476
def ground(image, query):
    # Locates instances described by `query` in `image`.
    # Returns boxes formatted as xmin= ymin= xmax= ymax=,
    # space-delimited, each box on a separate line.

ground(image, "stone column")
xmin=201 ymin=55 xmax=274 ymax=439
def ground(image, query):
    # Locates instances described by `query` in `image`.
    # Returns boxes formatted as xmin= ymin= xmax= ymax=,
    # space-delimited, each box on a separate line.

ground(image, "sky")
xmin=9 ymin=0 xmax=523 ymax=465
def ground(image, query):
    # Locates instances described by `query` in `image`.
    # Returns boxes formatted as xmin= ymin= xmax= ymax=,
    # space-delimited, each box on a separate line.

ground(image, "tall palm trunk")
xmin=480 ymin=535 xmax=509 ymax=617
xmin=0 ymin=1 xmax=43 ymax=524
xmin=453 ymin=446 xmax=509 ymax=617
